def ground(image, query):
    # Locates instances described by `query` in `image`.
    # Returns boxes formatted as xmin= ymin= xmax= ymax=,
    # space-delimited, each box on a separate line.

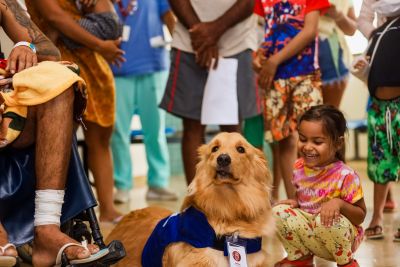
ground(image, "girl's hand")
xmin=258 ymin=56 xmax=278 ymax=91
xmin=97 ymin=39 xmax=126 ymax=67
xmin=320 ymin=198 xmax=343 ymax=227
xmin=275 ymin=199 xmax=299 ymax=208
xmin=252 ymin=48 xmax=266 ymax=73
xmin=353 ymin=56 xmax=369 ymax=70
xmin=6 ymin=46 xmax=38 ymax=74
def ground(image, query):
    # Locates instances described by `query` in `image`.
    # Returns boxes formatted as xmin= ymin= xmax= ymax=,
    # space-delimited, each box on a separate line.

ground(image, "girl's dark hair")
xmin=298 ymin=105 xmax=348 ymax=162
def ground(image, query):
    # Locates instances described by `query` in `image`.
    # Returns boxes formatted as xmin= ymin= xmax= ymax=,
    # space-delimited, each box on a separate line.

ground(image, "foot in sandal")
xmin=32 ymin=224 xmax=108 ymax=267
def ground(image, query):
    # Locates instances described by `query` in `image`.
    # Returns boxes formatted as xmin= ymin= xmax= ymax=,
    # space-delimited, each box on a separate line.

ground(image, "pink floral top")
xmin=293 ymin=158 xmax=363 ymax=214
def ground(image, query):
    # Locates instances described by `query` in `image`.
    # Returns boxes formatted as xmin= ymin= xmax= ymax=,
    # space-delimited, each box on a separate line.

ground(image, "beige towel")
xmin=0 ymin=61 xmax=86 ymax=147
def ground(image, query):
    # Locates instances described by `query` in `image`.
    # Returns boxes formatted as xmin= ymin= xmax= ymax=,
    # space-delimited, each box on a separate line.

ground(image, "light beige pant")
xmin=273 ymin=204 xmax=358 ymax=265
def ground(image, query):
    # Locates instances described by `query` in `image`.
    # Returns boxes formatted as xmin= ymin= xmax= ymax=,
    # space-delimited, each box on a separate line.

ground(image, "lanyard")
xmin=116 ymin=0 xmax=138 ymax=18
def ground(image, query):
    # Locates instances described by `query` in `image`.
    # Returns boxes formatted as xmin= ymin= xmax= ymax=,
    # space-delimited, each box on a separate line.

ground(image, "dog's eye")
xmin=211 ymin=146 xmax=219 ymax=153
xmin=236 ymin=146 xmax=245 ymax=153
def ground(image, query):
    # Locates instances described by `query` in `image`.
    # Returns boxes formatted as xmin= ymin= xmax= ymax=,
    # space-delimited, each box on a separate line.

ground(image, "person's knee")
xmin=272 ymin=204 xmax=298 ymax=226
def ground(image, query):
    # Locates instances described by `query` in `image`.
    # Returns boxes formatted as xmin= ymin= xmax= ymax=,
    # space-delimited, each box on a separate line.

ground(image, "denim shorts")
xmin=318 ymin=37 xmax=349 ymax=85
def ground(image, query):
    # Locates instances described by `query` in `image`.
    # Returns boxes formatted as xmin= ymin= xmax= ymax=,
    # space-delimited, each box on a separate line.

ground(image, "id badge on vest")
xmin=122 ymin=25 xmax=131 ymax=42
xmin=226 ymin=235 xmax=248 ymax=267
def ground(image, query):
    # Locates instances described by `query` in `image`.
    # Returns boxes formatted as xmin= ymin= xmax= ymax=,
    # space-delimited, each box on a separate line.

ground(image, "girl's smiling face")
xmin=298 ymin=120 xmax=340 ymax=168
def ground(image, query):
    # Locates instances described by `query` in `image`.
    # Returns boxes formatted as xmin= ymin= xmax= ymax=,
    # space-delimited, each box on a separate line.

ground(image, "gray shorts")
xmin=159 ymin=49 xmax=262 ymax=121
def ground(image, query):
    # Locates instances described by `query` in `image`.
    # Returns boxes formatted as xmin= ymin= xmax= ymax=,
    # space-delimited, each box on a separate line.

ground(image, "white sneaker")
xmin=146 ymin=187 xmax=178 ymax=201
xmin=114 ymin=189 xmax=131 ymax=204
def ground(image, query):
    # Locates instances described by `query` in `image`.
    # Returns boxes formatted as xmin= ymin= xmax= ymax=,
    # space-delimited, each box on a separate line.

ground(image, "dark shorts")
xmin=318 ymin=37 xmax=349 ymax=85
xmin=160 ymin=49 xmax=262 ymax=121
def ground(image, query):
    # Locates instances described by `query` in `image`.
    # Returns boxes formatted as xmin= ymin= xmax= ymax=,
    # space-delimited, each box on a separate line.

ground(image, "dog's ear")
xmin=181 ymin=182 xmax=196 ymax=211
xmin=197 ymin=143 xmax=209 ymax=161
xmin=252 ymin=146 xmax=272 ymax=186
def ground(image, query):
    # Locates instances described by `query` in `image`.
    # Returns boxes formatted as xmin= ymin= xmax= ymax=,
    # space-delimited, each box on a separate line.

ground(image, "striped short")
xmin=159 ymin=49 xmax=262 ymax=121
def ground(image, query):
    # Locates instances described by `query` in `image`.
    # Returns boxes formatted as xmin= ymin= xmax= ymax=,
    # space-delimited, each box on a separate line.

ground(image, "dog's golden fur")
xmin=106 ymin=132 xmax=274 ymax=266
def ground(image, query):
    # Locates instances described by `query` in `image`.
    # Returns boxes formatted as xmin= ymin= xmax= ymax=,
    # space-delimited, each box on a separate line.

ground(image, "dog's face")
xmin=182 ymin=132 xmax=272 ymax=223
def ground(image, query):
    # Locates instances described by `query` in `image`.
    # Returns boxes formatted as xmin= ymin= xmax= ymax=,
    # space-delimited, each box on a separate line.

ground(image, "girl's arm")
xmin=357 ymin=0 xmax=376 ymax=39
xmin=258 ymin=10 xmax=320 ymax=89
xmin=30 ymin=0 xmax=125 ymax=65
xmin=339 ymin=198 xmax=366 ymax=226
xmin=328 ymin=6 xmax=357 ymax=36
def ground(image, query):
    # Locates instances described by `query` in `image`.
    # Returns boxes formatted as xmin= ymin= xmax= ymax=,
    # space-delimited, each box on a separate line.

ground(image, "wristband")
xmin=13 ymin=41 xmax=37 ymax=54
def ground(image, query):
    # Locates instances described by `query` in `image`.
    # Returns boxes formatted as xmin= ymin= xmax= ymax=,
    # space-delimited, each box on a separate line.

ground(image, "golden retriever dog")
xmin=106 ymin=132 xmax=274 ymax=266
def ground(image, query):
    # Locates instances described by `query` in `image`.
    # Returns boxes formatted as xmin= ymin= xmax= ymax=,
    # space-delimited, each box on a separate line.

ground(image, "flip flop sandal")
xmin=365 ymin=225 xmax=384 ymax=240
xmin=55 ymin=240 xmax=109 ymax=267
xmin=0 ymin=243 xmax=17 ymax=267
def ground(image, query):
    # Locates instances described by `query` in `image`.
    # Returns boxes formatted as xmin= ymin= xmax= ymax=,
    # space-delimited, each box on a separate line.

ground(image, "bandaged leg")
xmin=34 ymin=190 xmax=65 ymax=227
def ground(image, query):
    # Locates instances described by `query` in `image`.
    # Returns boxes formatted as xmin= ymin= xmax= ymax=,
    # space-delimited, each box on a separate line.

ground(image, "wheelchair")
xmin=0 ymin=136 xmax=126 ymax=267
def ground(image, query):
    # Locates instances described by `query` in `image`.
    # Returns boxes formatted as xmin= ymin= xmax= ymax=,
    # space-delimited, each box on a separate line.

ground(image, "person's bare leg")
xmin=0 ymin=223 xmax=17 ymax=257
xmin=271 ymin=143 xmax=282 ymax=202
xmin=182 ymin=118 xmax=205 ymax=185
xmin=322 ymin=80 xmax=347 ymax=108
xmin=219 ymin=124 xmax=241 ymax=133
xmin=278 ymin=134 xmax=297 ymax=199
xmin=84 ymin=121 xmax=121 ymax=222
xmin=384 ymin=183 xmax=396 ymax=211
xmin=9 ymin=89 xmax=99 ymax=267
xmin=367 ymin=183 xmax=391 ymax=232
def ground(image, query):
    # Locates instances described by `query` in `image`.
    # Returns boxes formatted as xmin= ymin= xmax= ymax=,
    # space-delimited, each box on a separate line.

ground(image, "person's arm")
xmin=327 ymin=5 xmax=357 ymax=36
xmin=30 ymin=0 xmax=125 ymax=65
xmin=258 ymin=10 xmax=320 ymax=89
xmin=3 ymin=0 xmax=60 ymax=62
xmin=168 ymin=0 xmax=200 ymax=29
xmin=357 ymin=0 xmax=376 ymax=39
xmin=189 ymin=0 xmax=254 ymax=54
xmin=162 ymin=10 xmax=175 ymax=35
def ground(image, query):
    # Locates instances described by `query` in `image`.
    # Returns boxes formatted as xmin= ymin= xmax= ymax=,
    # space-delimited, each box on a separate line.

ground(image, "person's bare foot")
xmin=0 ymin=223 xmax=17 ymax=257
xmin=99 ymin=210 xmax=123 ymax=224
xmin=32 ymin=225 xmax=99 ymax=267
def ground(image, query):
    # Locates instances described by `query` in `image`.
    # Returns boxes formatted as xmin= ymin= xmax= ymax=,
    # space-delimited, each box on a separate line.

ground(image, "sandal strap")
xmin=0 ymin=243 xmax=16 ymax=254
xmin=55 ymin=242 xmax=88 ymax=266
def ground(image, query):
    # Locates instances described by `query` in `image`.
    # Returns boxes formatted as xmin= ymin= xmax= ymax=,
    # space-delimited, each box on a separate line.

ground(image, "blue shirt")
xmin=111 ymin=0 xmax=170 ymax=76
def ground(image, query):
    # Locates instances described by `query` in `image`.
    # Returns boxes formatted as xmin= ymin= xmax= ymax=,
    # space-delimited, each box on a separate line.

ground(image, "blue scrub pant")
xmin=111 ymin=71 xmax=170 ymax=189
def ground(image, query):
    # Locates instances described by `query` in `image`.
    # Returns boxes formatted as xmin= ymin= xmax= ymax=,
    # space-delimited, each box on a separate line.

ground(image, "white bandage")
xmin=34 ymin=189 xmax=65 ymax=226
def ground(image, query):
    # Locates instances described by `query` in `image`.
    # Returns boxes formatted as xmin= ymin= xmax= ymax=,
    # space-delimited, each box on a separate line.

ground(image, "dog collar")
xmin=213 ymin=235 xmax=262 ymax=256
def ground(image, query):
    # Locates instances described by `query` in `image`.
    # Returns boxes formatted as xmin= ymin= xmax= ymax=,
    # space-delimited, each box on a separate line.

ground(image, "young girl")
xmin=253 ymin=0 xmax=330 ymax=201
xmin=273 ymin=105 xmax=366 ymax=267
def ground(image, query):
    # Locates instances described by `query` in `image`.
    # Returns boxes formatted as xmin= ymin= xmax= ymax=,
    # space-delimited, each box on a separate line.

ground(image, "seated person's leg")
xmin=0 ymin=222 xmax=17 ymax=261
xmin=11 ymin=88 xmax=99 ymax=266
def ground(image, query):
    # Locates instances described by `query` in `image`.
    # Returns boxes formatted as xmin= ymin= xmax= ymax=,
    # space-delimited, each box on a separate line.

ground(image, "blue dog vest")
xmin=141 ymin=207 xmax=262 ymax=267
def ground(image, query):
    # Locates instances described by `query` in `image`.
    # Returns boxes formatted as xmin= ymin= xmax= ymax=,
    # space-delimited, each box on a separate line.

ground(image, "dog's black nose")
xmin=217 ymin=154 xmax=231 ymax=167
